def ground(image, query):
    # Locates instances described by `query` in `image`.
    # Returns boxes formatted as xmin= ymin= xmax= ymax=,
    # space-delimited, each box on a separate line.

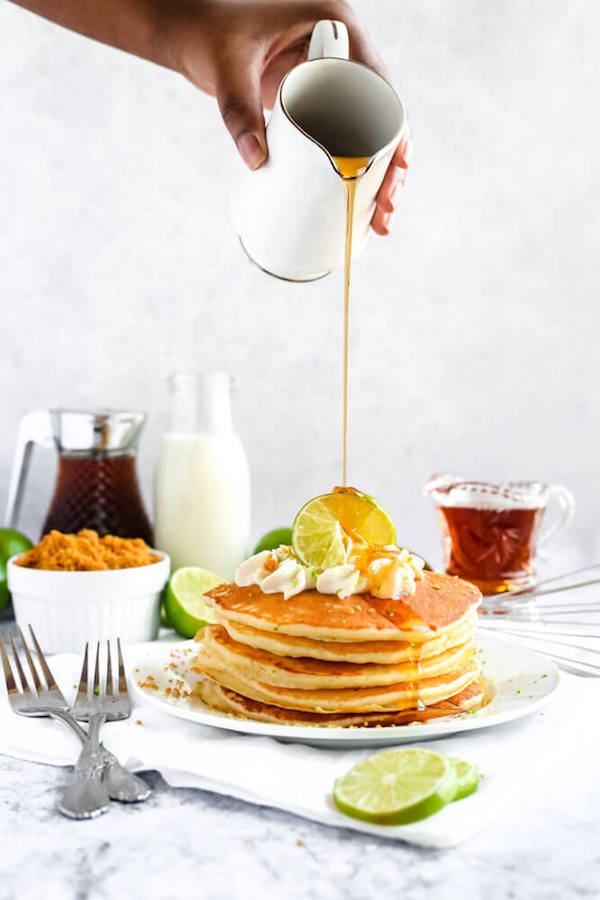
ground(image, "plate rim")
xmin=131 ymin=632 xmax=560 ymax=743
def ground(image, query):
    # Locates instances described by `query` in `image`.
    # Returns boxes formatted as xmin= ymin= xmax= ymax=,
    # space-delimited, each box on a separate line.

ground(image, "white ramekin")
xmin=7 ymin=552 xmax=170 ymax=654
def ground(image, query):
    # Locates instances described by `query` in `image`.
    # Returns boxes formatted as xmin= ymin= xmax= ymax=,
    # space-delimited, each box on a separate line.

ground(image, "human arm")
xmin=9 ymin=0 xmax=411 ymax=233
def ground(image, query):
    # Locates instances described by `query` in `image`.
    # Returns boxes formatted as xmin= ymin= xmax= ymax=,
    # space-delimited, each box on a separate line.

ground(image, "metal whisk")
xmin=477 ymin=564 xmax=600 ymax=677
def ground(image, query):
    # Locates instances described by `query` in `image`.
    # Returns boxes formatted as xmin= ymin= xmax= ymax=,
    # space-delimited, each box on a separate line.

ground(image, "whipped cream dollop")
xmin=234 ymin=544 xmax=425 ymax=601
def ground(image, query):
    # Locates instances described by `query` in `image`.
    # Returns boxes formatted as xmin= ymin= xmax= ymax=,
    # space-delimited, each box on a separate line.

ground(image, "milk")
xmin=153 ymin=373 xmax=250 ymax=580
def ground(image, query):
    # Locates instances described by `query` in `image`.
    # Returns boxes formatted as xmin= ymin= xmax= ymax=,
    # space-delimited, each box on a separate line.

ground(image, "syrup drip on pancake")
xmin=370 ymin=572 xmax=481 ymax=632
xmin=209 ymin=571 xmax=481 ymax=636
xmin=407 ymin=642 xmax=425 ymax=711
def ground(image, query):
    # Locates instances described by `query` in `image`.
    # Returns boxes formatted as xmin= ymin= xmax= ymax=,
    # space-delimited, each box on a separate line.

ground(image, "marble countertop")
xmin=1 ymin=614 xmax=600 ymax=900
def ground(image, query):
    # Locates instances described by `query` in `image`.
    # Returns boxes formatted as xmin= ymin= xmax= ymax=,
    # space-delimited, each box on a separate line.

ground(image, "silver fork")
xmin=0 ymin=625 xmax=109 ymax=818
xmin=64 ymin=639 xmax=150 ymax=814
xmin=0 ymin=626 xmax=150 ymax=819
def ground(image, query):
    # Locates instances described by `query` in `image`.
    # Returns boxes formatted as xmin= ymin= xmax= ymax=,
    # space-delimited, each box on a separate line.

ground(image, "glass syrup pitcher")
xmin=4 ymin=409 xmax=154 ymax=543
xmin=425 ymin=474 xmax=575 ymax=595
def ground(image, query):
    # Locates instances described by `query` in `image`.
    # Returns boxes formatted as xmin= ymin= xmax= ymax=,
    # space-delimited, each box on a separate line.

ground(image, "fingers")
xmin=216 ymin=47 xmax=268 ymax=170
xmin=371 ymin=207 xmax=395 ymax=236
xmin=342 ymin=11 xmax=412 ymax=237
xmin=371 ymin=131 xmax=412 ymax=234
xmin=392 ymin=131 xmax=413 ymax=169
xmin=374 ymin=163 xmax=407 ymax=214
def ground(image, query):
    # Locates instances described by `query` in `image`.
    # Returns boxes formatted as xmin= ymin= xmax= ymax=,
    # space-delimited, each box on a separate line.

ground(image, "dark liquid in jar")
xmin=437 ymin=505 xmax=543 ymax=594
xmin=42 ymin=454 xmax=154 ymax=544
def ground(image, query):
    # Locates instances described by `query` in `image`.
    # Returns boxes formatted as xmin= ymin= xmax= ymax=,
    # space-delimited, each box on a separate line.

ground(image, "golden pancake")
xmin=208 ymin=570 xmax=481 ymax=643
xmin=194 ymin=567 xmax=483 ymax=725
xmin=196 ymin=677 xmax=487 ymax=727
xmin=192 ymin=647 xmax=481 ymax=713
xmin=219 ymin=610 xmax=478 ymax=663
xmin=198 ymin=625 xmax=475 ymax=689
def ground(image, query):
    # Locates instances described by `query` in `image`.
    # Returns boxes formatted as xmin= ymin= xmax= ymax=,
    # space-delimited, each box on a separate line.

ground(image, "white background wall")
xmin=1 ymin=0 xmax=598 ymax=568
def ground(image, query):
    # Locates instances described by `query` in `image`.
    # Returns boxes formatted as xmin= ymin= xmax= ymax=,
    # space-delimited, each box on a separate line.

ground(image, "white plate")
xmin=131 ymin=633 xmax=560 ymax=748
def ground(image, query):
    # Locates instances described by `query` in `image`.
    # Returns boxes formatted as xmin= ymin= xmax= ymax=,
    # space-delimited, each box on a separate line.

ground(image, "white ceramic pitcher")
xmin=231 ymin=20 xmax=406 ymax=282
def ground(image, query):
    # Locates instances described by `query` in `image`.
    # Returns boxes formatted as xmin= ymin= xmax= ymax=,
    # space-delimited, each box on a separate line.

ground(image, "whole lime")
xmin=253 ymin=527 xmax=293 ymax=555
xmin=0 ymin=528 xmax=33 ymax=611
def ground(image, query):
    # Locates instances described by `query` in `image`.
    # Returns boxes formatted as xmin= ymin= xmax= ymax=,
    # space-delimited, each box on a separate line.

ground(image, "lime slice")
xmin=292 ymin=488 xmax=396 ymax=569
xmin=449 ymin=757 xmax=479 ymax=801
xmin=333 ymin=748 xmax=458 ymax=825
xmin=253 ymin=527 xmax=293 ymax=554
xmin=165 ymin=567 xmax=226 ymax=638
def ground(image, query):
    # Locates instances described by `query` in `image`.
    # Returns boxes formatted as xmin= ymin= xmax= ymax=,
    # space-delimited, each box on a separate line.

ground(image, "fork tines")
xmin=72 ymin=638 xmax=130 ymax=721
xmin=0 ymin=626 xmax=69 ymax=707
xmin=73 ymin=639 xmax=125 ymax=700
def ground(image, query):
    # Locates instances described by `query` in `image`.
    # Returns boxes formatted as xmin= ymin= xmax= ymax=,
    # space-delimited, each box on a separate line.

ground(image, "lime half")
xmin=449 ymin=757 xmax=479 ymax=801
xmin=165 ymin=567 xmax=226 ymax=638
xmin=292 ymin=488 xmax=396 ymax=569
xmin=333 ymin=748 xmax=457 ymax=826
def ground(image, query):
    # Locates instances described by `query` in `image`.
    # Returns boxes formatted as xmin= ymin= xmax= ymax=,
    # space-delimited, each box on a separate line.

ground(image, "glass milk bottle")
xmin=154 ymin=371 xmax=250 ymax=579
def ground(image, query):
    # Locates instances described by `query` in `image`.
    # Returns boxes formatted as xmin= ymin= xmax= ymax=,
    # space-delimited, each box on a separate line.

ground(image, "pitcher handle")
xmin=307 ymin=20 xmax=350 ymax=60
xmin=538 ymin=484 xmax=576 ymax=549
xmin=4 ymin=410 xmax=54 ymax=529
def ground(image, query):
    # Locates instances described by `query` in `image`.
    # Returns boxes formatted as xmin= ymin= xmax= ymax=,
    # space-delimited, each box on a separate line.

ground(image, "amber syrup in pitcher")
xmin=42 ymin=453 xmax=154 ymax=544
xmin=436 ymin=504 xmax=544 ymax=595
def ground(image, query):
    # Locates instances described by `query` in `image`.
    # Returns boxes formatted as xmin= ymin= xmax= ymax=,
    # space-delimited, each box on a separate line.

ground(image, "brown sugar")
xmin=16 ymin=529 xmax=161 ymax=571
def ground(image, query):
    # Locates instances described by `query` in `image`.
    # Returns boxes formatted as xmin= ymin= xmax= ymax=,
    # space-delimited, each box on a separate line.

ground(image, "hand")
xmin=166 ymin=0 xmax=411 ymax=234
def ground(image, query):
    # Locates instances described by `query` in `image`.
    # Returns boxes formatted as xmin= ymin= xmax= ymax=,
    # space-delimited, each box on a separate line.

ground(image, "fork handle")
xmin=51 ymin=710 xmax=151 ymax=803
xmin=102 ymin=756 xmax=151 ymax=803
xmin=58 ymin=713 xmax=110 ymax=820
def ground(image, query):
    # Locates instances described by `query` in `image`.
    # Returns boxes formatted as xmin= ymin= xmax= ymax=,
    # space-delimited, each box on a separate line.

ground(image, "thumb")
xmin=216 ymin=52 xmax=268 ymax=170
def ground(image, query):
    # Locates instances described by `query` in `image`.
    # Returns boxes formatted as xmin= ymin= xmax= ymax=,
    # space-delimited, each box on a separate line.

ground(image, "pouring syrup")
xmin=331 ymin=156 xmax=371 ymax=487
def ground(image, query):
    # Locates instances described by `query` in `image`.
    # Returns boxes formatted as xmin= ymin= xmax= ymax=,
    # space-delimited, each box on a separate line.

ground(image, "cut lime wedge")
xmin=333 ymin=748 xmax=457 ymax=826
xmin=292 ymin=488 xmax=396 ymax=569
xmin=449 ymin=757 xmax=479 ymax=801
xmin=165 ymin=566 xmax=226 ymax=639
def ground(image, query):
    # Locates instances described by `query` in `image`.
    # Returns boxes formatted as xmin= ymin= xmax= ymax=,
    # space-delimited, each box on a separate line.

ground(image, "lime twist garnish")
xmin=292 ymin=487 xmax=396 ymax=570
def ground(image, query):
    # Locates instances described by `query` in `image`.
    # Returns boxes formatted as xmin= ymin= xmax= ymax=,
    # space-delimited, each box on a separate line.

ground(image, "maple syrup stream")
xmin=332 ymin=156 xmax=427 ymax=711
xmin=332 ymin=156 xmax=371 ymax=487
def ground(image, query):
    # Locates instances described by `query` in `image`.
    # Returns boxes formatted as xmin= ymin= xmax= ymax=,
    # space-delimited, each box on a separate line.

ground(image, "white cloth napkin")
xmin=1 ymin=641 xmax=598 ymax=848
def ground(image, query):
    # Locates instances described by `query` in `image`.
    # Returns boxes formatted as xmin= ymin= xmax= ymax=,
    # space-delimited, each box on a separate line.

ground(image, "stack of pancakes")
xmin=190 ymin=570 xmax=484 ymax=727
